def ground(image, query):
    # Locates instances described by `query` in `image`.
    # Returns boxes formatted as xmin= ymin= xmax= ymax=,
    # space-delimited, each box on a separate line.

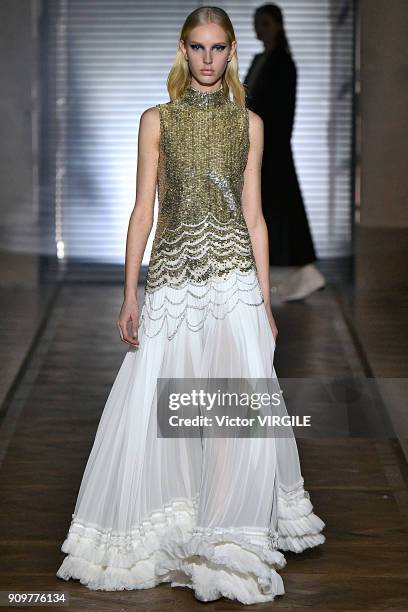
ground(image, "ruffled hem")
xmin=56 ymin=483 xmax=326 ymax=601
xmin=155 ymin=524 xmax=286 ymax=604
xmin=56 ymin=497 xmax=198 ymax=590
xmin=56 ymin=553 xmax=160 ymax=591
xmin=277 ymin=480 xmax=326 ymax=553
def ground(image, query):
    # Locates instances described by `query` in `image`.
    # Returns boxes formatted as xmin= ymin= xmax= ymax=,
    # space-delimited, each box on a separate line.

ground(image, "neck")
xmin=181 ymin=82 xmax=228 ymax=109
xmin=264 ymin=42 xmax=277 ymax=54
xmin=190 ymin=81 xmax=223 ymax=94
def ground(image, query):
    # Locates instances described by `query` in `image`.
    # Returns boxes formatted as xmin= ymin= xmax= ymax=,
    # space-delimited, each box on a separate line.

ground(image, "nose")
xmin=203 ymin=50 xmax=213 ymax=64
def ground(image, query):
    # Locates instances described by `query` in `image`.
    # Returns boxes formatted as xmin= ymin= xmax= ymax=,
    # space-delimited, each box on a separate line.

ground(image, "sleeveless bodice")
xmin=145 ymin=83 xmax=258 ymax=293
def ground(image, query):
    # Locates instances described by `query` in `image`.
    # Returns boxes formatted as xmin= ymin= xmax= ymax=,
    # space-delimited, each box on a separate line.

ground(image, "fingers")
xmin=131 ymin=315 xmax=139 ymax=342
xmin=117 ymin=320 xmax=139 ymax=346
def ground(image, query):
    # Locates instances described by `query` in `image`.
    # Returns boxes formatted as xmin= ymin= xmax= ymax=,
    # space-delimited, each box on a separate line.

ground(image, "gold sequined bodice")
xmin=145 ymin=83 xmax=257 ymax=293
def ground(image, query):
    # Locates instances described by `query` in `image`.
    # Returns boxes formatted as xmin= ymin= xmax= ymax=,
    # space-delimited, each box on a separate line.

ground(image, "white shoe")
xmin=277 ymin=264 xmax=326 ymax=301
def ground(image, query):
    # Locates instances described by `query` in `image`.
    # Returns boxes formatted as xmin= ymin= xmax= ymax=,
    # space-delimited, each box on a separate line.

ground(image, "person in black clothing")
xmin=244 ymin=3 xmax=325 ymax=301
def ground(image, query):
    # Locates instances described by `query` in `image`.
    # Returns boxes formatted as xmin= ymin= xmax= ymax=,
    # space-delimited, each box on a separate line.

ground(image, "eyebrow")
xmin=189 ymin=41 xmax=228 ymax=45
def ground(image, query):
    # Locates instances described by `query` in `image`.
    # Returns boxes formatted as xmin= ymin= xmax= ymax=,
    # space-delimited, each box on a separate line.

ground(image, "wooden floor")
xmin=0 ymin=252 xmax=407 ymax=610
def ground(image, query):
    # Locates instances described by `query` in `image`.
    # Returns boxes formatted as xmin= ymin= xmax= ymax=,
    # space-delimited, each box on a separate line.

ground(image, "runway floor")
xmin=0 ymin=255 xmax=407 ymax=610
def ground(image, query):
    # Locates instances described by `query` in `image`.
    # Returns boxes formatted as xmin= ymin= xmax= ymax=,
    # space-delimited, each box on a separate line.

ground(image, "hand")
xmin=117 ymin=297 xmax=140 ymax=346
xmin=264 ymin=301 xmax=278 ymax=342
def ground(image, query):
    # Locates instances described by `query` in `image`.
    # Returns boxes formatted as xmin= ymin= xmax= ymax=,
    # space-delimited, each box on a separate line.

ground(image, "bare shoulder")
xmin=139 ymin=105 xmax=160 ymax=127
xmin=247 ymin=109 xmax=263 ymax=150
xmin=247 ymin=108 xmax=264 ymax=133
xmin=138 ymin=105 xmax=160 ymax=146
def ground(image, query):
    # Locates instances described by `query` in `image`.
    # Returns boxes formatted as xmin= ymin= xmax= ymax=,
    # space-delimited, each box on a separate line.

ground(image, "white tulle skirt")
xmin=56 ymin=268 xmax=326 ymax=605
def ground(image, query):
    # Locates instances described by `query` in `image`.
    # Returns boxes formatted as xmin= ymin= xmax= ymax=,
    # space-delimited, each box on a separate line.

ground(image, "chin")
xmin=195 ymin=77 xmax=217 ymax=86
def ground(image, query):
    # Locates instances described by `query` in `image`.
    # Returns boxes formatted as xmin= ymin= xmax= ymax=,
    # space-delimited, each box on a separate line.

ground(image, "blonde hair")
xmin=167 ymin=6 xmax=246 ymax=107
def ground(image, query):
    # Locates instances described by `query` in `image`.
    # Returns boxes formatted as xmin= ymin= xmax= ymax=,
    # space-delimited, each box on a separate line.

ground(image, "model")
xmin=56 ymin=6 xmax=326 ymax=605
xmin=244 ymin=3 xmax=326 ymax=301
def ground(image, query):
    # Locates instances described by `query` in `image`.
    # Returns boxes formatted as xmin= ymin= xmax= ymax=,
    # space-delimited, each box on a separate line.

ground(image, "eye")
xmin=189 ymin=44 xmax=227 ymax=52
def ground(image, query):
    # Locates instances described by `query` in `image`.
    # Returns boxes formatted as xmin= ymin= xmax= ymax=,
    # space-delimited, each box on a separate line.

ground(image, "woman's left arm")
xmin=242 ymin=109 xmax=278 ymax=340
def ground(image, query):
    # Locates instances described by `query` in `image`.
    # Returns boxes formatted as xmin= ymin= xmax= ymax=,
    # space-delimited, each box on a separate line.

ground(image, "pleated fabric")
xmin=56 ymin=268 xmax=326 ymax=604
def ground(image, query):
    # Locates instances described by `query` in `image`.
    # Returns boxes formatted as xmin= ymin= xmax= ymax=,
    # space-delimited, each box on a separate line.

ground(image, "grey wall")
xmin=355 ymin=0 xmax=408 ymax=293
xmin=1 ymin=0 xmax=407 ymax=271
xmin=0 ymin=0 xmax=41 ymax=257
xmin=47 ymin=0 xmax=355 ymax=264
xmin=359 ymin=0 xmax=408 ymax=228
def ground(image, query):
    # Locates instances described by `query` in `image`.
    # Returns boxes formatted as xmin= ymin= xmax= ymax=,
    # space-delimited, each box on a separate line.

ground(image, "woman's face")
xmin=254 ymin=13 xmax=281 ymax=46
xmin=180 ymin=23 xmax=236 ymax=90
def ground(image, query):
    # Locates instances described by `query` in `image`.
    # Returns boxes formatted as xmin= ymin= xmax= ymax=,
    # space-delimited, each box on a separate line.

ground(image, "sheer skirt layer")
xmin=56 ymin=268 xmax=325 ymax=604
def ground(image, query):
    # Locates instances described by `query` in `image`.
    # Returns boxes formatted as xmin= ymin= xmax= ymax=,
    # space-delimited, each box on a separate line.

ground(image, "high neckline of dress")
xmin=181 ymin=83 xmax=228 ymax=109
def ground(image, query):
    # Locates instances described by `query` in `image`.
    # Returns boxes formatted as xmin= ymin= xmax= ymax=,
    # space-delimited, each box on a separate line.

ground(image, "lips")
xmin=201 ymin=70 xmax=214 ymax=74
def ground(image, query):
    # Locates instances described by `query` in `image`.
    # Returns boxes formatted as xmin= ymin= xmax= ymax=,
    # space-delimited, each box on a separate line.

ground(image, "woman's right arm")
xmin=117 ymin=106 xmax=160 ymax=346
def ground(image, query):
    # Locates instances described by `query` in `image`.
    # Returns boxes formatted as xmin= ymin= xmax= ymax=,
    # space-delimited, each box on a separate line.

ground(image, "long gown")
xmin=244 ymin=47 xmax=317 ymax=266
xmin=56 ymin=83 xmax=326 ymax=605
